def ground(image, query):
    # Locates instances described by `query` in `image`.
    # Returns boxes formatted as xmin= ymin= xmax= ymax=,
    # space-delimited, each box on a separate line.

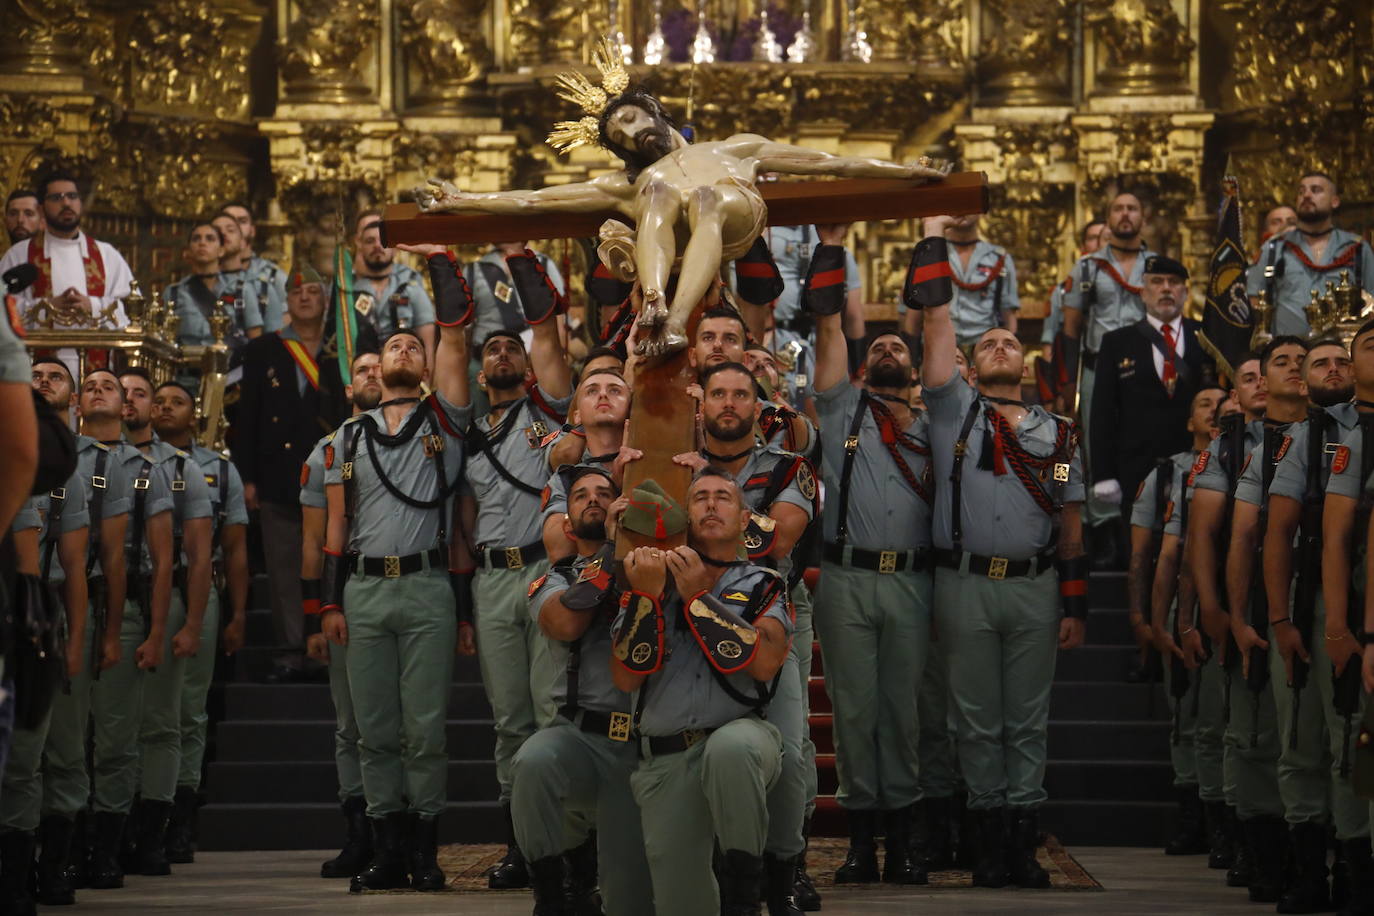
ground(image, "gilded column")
xmin=279 ymin=0 xmax=382 ymax=104
xmin=975 ymin=0 xmax=1073 ymax=107
xmin=398 ymin=0 xmax=494 ymax=114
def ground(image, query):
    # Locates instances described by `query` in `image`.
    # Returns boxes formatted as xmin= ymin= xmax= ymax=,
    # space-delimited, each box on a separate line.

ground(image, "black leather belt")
xmin=479 ymin=541 xmax=546 ymax=570
xmin=934 ymin=548 xmax=1056 ymax=580
xmin=643 ymin=727 xmax=716 ymax=757
xmin=559 ymin=706 xmax=633 ymax=743
xmin=823 ymin=543 xmax=930 ymax=574
xmin=354 ymin=547 xmax=444 ymax=578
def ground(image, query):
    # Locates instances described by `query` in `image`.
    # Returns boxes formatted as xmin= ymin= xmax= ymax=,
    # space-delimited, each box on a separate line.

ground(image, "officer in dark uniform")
xmin=918 ymin=215 xmax=1088 ymax=889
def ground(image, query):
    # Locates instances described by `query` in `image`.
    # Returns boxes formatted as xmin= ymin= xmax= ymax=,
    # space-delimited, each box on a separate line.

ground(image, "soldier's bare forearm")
xmin=1152 ymin=547 xmax=1179 ymax=632
xmin=1322 ymin=494 xmax=1355 ymax=632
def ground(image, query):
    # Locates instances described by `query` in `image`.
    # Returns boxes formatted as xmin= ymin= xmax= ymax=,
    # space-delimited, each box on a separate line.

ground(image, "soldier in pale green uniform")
xmin=303 ymin=351 xmax=381 ymax=879
xmin=611 ymin=471 xmax=794 ymax=916
xmin=118 ymin=368 xmax=215 ymax=876
xmin=901 ymin=215 xmax=1020 ymax=348
xmin=0 ymin=467 xmax=88 ymax=912
xmin=321 ymin=325 xmax=468 ymax=893
xmin=674 ymin=360 xmax=818 ymax=912
xmin=1060 ymin=192 xmax=1155 ymax=543
xmin=450 ymin=256 xmax=572 ymax=889
xmin=216 ymin=204 xmax=289 ymax=332
xmin=1248 ymin=173 xmax=1374 ymax=337
xmin=917 ymin=216 xmax=1088 ymax=889
xmin=24 ymin=363 xmax=131 ymax=905
xmin=802 ymin=237 xmax=935 ymax=887
xmin=1321 ymin=323 xmax=1374 ymax=916
xmin=513 ymin=464 xmax=652 ymax=914
xmin=164 ymin=222 xmax=265 ymax=351
xmin=1219 ymin=336 xmax=1310 ymax=903
xmin=352 ymin=211 xmax=437 ymax=362
xmin=1259 ymin=338 xmax=1364 ymax=910
xmin=149 ymin=380 xmax=250 ymax=862
xmin=1128 ymin=386 xmax=1225 ymax=858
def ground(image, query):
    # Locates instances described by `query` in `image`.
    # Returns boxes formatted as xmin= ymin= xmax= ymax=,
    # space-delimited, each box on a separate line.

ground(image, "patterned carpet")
xmin=429 ymin=835 xmax=1102 ymax=893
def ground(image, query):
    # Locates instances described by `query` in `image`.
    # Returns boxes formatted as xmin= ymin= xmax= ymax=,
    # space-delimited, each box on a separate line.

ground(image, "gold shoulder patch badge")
xmin=723 ymin=591 xmax=749 ymax=602
xmin=324 ymin=444 xmax=335 ymax=470
xmin=1333 ymin=444 xmax=1351 ymax=474
xmin=796 ymin=462 xmax=817 ymax=501
xmin=527 ymin=573 xmax=548 ymax=598
xmin=576 ymin=557 xmax=604 ymax=583
xmin=1275 ymin=436 xmax=1292 ymax=463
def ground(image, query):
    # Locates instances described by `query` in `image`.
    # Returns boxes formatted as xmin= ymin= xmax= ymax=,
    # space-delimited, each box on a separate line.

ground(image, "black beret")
xmin=1143 ymin=255 xmax=1188 ymax=280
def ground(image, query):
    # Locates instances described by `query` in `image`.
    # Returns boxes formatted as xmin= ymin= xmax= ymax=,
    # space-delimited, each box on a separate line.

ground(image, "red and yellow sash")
xmin=281 ymin=335 xmax=320 ymax=390
xmin=25 ymin=230 xmax=106 ymax=298
xmin=1095 ymin=258 xmax=1142 ymax=296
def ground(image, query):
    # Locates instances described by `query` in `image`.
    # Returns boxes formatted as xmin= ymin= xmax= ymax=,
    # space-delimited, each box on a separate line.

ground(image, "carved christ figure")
xmin=414 ymin=44 xmax=949 ymax=356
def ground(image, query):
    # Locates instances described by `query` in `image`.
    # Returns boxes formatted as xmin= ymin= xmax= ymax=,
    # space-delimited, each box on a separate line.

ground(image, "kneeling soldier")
xmin=512 ymin=464 xmax=652 ymax=914
xmin=611 ymin=470 xmax=794 ymax=916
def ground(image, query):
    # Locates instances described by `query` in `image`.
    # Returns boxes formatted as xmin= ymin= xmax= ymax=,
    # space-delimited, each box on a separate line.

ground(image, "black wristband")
xmin=451 ymin=570 xmax=475 ymax=627
xmin=321 ymin=550 xmax=347 ymax=616
xmin=800 ymin=244 xmax=847 ymax=316
xmin=427 ymin=252 xmax=475 ymax=328
xmin=1056 ymin=555 xmax=1089 ymax=620
xmin=902 ymin=236 xmax=952 ymax=311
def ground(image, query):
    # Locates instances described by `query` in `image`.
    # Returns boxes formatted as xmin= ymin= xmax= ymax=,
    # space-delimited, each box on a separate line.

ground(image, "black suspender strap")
xmin=128 ymin=458 xmax=154 ymax=572
xmin=85 ymin=449 xmax=109 ymax=576
xmin=170 ymin=455 xmax=188 ymax=563
xmin=215 ymin=456 xmax=230 ymax=545
xmin=1264 ymin=238 xmax=1283 ymax=307
xmin=423 ymin=408 xmax=453 ymax=549
xmin=833 ymin=396 xmax=870 ymax=546
xmin=993 ymin=273 xmax=1004 ymax=326
xmin=40 ymin=484 xmax=69 ymax=584
xmin=467 ymin=403 xmax=544 ymax=498
xmin=949 ymin=396 xmax=983 ymax=554
xmin=565 ymin=631 xmax=582 ymax=718
xmin=341 ymin=422 xmax=362 ymax=530
xmin=475 ymin=260 xmax=527 ymax=331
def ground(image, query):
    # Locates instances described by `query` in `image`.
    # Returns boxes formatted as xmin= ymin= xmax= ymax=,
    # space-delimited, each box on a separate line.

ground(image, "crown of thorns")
xmin=546 ymin=39 xmax=631 ymax=154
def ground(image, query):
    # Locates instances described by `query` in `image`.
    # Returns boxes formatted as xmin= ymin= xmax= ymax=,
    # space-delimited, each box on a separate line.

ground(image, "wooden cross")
xmin=381 ymin=173 xmax=988 ymax=557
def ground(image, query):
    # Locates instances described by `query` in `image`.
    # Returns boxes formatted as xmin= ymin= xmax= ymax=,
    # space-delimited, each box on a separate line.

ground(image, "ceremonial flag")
xmin=1197 ymin=175 xmax=1254 ymax=381
xmin=333 ymin=244 xmax=357 ymax=385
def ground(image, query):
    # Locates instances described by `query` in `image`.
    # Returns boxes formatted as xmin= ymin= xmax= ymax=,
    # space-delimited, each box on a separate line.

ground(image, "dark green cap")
xmin=621 ymin=479 xmax=686 ymax=540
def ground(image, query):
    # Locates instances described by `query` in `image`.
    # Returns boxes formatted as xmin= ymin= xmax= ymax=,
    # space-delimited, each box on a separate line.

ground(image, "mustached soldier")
xmin=407 ymin=242 xmax=572 ymax=889
xmin=321 ymin=314 xmax=469 ymax=892
xmin=302 ymin=350 xmax=382 ymax=879
xmin=672 ymin=360 xmax=818 ymax=914
xmin=118 ymin=367 xmax=215 ymax=875
xmin=512 ymin=464 xmax=652 ymax=914
xmin=21 ymin=362 xmax=131 ymax=906
xmin=611 ymin=471 xmax=794 ymax=916
xmin=149 ymin=380 xmax=251 ymax=862
xmin=919 ymin=214 xmax=1088 ymax=889
xmin=0 ymin=447 xmax=88 ymax=912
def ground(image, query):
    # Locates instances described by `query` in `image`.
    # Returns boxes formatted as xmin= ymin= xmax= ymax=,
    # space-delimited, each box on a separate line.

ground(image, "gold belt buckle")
xmin=505 ymin=546 xmax=525 ymax=570
xmin=383 ymin=555 xmax=401 ymax=578
xmin=682 ymin=728 xmax=706 ymax=748
xmin=988 ymin=556 xmax=1008 ymax=580
xmin=878 ymin=550 xmax=898 ymax=574
xmin=608 ymin=712 xmax=632 ymax=742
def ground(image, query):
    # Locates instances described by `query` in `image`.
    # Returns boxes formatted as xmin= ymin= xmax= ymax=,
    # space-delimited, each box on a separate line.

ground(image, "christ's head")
xmin=599 ymin=90 xmax=683 ymax=178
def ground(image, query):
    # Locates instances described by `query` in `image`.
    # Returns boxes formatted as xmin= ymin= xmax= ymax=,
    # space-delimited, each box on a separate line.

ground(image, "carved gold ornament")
xmin=547 ymin=39 xmax=632 ymax=153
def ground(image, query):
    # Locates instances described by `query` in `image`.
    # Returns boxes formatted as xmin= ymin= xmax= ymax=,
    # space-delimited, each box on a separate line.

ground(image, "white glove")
xmin=1092 ymin=479 xmax=1122 ymax=506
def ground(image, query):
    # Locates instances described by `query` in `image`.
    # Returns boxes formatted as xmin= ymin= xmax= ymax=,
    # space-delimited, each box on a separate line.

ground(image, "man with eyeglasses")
xmin=0 ymin=170 xmax=134 ymax=330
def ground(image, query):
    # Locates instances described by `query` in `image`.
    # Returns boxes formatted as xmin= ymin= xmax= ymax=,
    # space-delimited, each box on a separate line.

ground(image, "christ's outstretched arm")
xmin=415 ymin=173 xmax=632 ymax=214
xmin=744 ymin=138 xmax=951 ymax=182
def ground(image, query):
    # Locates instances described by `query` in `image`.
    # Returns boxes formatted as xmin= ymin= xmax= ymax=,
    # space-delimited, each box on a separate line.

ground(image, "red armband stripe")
xmin=1059 ymin=579 xmax=1087 ymax=597
xmin=737 ymin=261 xmax=779 ymax=278
xmin=808 ymin=267 xmax=846 ymax=289
xmin=910 ymin=261 xmax=953 ymax=284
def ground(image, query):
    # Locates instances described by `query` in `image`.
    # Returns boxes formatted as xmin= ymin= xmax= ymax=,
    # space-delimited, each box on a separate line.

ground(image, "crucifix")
xmin=381 ymin=42 xmax=987 ymax=553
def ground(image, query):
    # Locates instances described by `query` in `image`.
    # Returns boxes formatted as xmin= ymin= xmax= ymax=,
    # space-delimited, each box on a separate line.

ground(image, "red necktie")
xmin=1160 ymin=323 xmax=1177 ymax=396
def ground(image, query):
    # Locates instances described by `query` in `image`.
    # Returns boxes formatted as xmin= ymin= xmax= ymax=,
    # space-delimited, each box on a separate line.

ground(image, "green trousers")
xmin=814 ymin=561 xmax=930 ymax=810
xmin=474 ymin=560 xmax=551 ymax=803
xmin=42 ymin=622 xmax=95 ymax=818
xmin=91 ymin=604 xmax=148 ymax=813
xmin=137 ymin=595 xmax=188 ymax=803
xmin=765 ymin=652 xmax=806 ymax=858
xmin=177 ymin=591 xmax=219 ymax=790
xmin=327 ymin=638 xmax=364 ymax=801
xmin=934 ymin=565 xmax=1059 ymax=810
xmin=1189 ymin=647 xmax=1227 ymax=803
xmin=344 ymin=567 xmax=454 ymax=817
xmin=0 ymin=700 xmax=54 ymax=831
xmin=917 ymin=625 xmax=958 ymax=800
xmin=1223 ymin=643 xmax=1282 ymax=821
xmin=511 ymin=719 xmax=652 ymax=914
xmin=791 ymin=582 xmax=818 ymax=820
xmin=632 ymin=717 xmax=782 ymax=916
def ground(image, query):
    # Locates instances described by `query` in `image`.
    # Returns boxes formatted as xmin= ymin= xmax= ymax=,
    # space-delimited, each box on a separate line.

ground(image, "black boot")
xmin=408 ymin=813 xmax=446 ymax=891
xmin=1333 ymin=838 xmax=1350 ymax=910
xmin=349 ymin=812 xmax=411 ymax=892
xmin=1205 ymin=801 xmax=1235 ymax=869
xmin=86 ymin=812 xmax=126 ymax=889
xmin=563 ymin=833 xmax=603 ymax=915
xmin=1338 ymin=836 xmax=1374 ymax=916
xmin=0 ymin=830 xmax=37 ymax=916
xmin=1277 ymin=822 xmax=1331 ymax=913
xmin=1164 ymin=786 xmax=1208 ymax=855
xmin=882 ymin=805 xmax=928 ymax=885
xmin=971 ymin=808 xmax=1010 ymax=889
xmin=833 ymin=810 xmax=879 ymax=883
xmin=915 ymin=796 xmax=954 ymax=871
xmin=64 ymin=809 xmax=89 ymax=890
xmin=34 ymin=814 xmax=76 ymax=906
xmin=763 ymin=852 xmax=802 ymax=915
xmin=321 ymin=796 xmax=372 ymax=879
xmin=719 ymin=849 xmax=764 ymax=916
xmin=118 ymin=801 xmax=139 ymax=874
xmin=792 ymin=816 xmax=821 ymax=912
xmin=1007 ymin=807 xmax=1051 ymax=889
xmin=529 ymin=855 xmax=569 ymax=915
xmin=953 ymin=792 xmax=978 ymax=869
xmin=164 ymin=786 xmax=197 ymax=865
xmin=1245 ymin=816 xmax=1287 ymax=903
xmin=487 ymin=802 xmax=529 ymax=889
xmin=134 ymin=800 xmax=173 ymax=876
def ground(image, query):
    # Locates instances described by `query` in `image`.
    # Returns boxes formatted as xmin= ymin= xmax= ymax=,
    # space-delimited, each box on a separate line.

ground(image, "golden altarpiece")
xmin=0 ymin=0 xmax=1369 ymax=440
